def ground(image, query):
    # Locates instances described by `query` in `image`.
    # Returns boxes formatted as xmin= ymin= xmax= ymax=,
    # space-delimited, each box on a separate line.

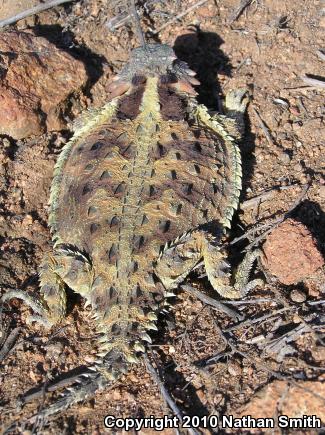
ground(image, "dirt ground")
xmin=0 ymin=0 xmax=325 ymax=433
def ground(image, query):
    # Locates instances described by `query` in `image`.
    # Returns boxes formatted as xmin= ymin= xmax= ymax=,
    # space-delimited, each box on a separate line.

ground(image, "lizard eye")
xmin=131 ymin=75 xmax=146 ymax=85
xmin=160 ymin=73 xmax=177 ymax=85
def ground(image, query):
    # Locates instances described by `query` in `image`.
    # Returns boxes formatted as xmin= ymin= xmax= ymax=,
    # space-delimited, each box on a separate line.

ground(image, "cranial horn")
xmin=187 ymin=76 xmax=200 ymax=86
xmin=185 ymin=68 xmax=197 ymax=76
xmin=107 ymin=80 xmax=131 ymax=98
xmin=169 ymin=79 xmax=198 ymax=96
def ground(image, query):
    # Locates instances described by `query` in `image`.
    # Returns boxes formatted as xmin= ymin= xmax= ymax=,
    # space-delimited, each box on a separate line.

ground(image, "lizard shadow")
xmin=173 ymin=29 xmax=231 ymax=111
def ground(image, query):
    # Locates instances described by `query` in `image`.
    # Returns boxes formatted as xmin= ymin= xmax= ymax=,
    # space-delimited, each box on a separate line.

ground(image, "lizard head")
xmin=107 ymin=44 xmax=200 ymax=97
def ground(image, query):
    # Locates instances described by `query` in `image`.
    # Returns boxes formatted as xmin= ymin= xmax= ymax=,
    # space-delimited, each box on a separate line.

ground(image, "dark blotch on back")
xmin=158 ymin=85 xmax=187 ymax=121
xmin=82 ymin=183 xmax=92 ymax=195
xmin=116 ymin=85 xmax=145 ymax=120
xmin=91 ymin=141 xmax=104 ymax=151
xmin=90 ymin=223 xmax=100 ymax=234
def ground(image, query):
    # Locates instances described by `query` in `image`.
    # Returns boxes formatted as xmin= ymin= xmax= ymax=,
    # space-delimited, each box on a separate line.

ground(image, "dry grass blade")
xmin=151 ymin=0 xmax=210 ymax=35
xmin=106 ymin=12 xmax=131 ymax=31
xmin=241 ymin=184 xmax=299 ymax=210
xmin=0 ymin=0 xmax=75 ymax=29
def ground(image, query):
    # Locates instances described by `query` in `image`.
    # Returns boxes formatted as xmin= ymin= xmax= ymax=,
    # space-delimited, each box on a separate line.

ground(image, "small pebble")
xmin=311 ymin=346 xmax=325 ymax=362
xmin=283 ymin=121 xmax=292 ymax=129
xmin=293 ymin=162 xmax=303 ymax=172
xmin=255 ymin=171 xmax=263 ymax=180
xmin=290 ymin=289 xmax=306 ymax=303
xmin=22 ymin=214 xmax=33 ymax=226
xmin=277 ymin=132 xmax=288 ymax=140
xmin=278 ymin=152 xmax=291 ymax=164
xmin=213 ymin=393 xmax=224 ymax=406
xmin=290 ymin=106 xmax=300 ymax=116
xmin=46 ymin=341 xmax=64 ymax=358
xmin=227 ymin=360 xmax=242 ymax=376
xmin=319 ymin=185 xmax=325 ymax=199
xmin=168 ymin=345 xmax=176 ymax=354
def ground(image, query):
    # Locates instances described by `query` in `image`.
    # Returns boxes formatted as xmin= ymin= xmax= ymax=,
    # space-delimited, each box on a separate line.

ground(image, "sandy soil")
xmin=0 ymin=0 xmax=324 ymax=433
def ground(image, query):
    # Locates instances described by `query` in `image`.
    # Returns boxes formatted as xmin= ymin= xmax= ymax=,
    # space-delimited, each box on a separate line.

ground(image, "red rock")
xmin=0 ymin=87 xmax=41 ymax=138
xmin=261 ymin=218 xmax=324 ymax=285
xmin=0 ymin=31 xmax=87 ymax=139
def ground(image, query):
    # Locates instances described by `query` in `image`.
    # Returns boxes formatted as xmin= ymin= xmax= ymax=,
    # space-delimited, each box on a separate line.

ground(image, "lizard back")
xmin=48 ymin=44 xmax=241 ymax=366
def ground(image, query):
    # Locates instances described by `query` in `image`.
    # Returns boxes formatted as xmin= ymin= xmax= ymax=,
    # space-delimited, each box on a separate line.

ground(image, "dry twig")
xmin=252 ymin=106 xmax=276 ymax=149
xmin=18 ymin=370 xmax=93 ymax=405
xmin=241 ymin=184 xmax=299 ymax=210
xmin=0 ymin=0 xmax=75 ymax=29
xmin=181 ymin=284 xmax=243 ymax=320
xmin=223 ymin=307 xmax=292 ymax=332
xmin=144 ymin=354 xmax=200 ymax=435
xmin=0 ymin=327 xmax=22 ymax=363
xmin=204 ymin=321 xmax=325 ymax=405
xmin=261 ymin=323 xmax=308 ymax=355
xmin=243 ymin=183 xmax=310 ymax=251
xmin=308 ymin=299 xmax=325 ymax=306
xmin=228 ymin=0 xmax=252 ymax=24
xmin=301 ymin=75 xmax=325 ymax=89
xmin=223 ymin=298 xmax=277 ymax=305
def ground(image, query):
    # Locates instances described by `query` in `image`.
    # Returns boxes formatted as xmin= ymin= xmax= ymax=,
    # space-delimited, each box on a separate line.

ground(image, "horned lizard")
xmin=1 ymin=44 xmax=260 ymax=419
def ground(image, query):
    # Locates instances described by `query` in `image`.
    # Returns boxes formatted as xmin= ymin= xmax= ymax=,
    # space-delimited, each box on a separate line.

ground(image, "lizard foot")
xmin=204 ymin=245 xmax=263 ymax=299
xmin=225 ymin=88 xmax=249 ymax=114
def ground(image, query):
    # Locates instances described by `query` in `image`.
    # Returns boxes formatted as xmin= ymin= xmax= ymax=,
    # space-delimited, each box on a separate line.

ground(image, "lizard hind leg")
xmin=154 ymin=231 xmax=204 ymax=291
xmin=1 ymin=253 xmax=67 ymax=328
xmin=1 ymin=248 xmax=92 ymax=328
xmin=203 ymin=242 xmax=263 ymax=299
xmin=155 ymin=230 xmax=262 ymax=301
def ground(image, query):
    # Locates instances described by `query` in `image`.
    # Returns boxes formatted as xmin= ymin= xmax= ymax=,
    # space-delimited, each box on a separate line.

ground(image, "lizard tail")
xmin=27 ymin=372 xmax=108 ymax=424
xmin=26 ymin=349 xmax=129 ymax=424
